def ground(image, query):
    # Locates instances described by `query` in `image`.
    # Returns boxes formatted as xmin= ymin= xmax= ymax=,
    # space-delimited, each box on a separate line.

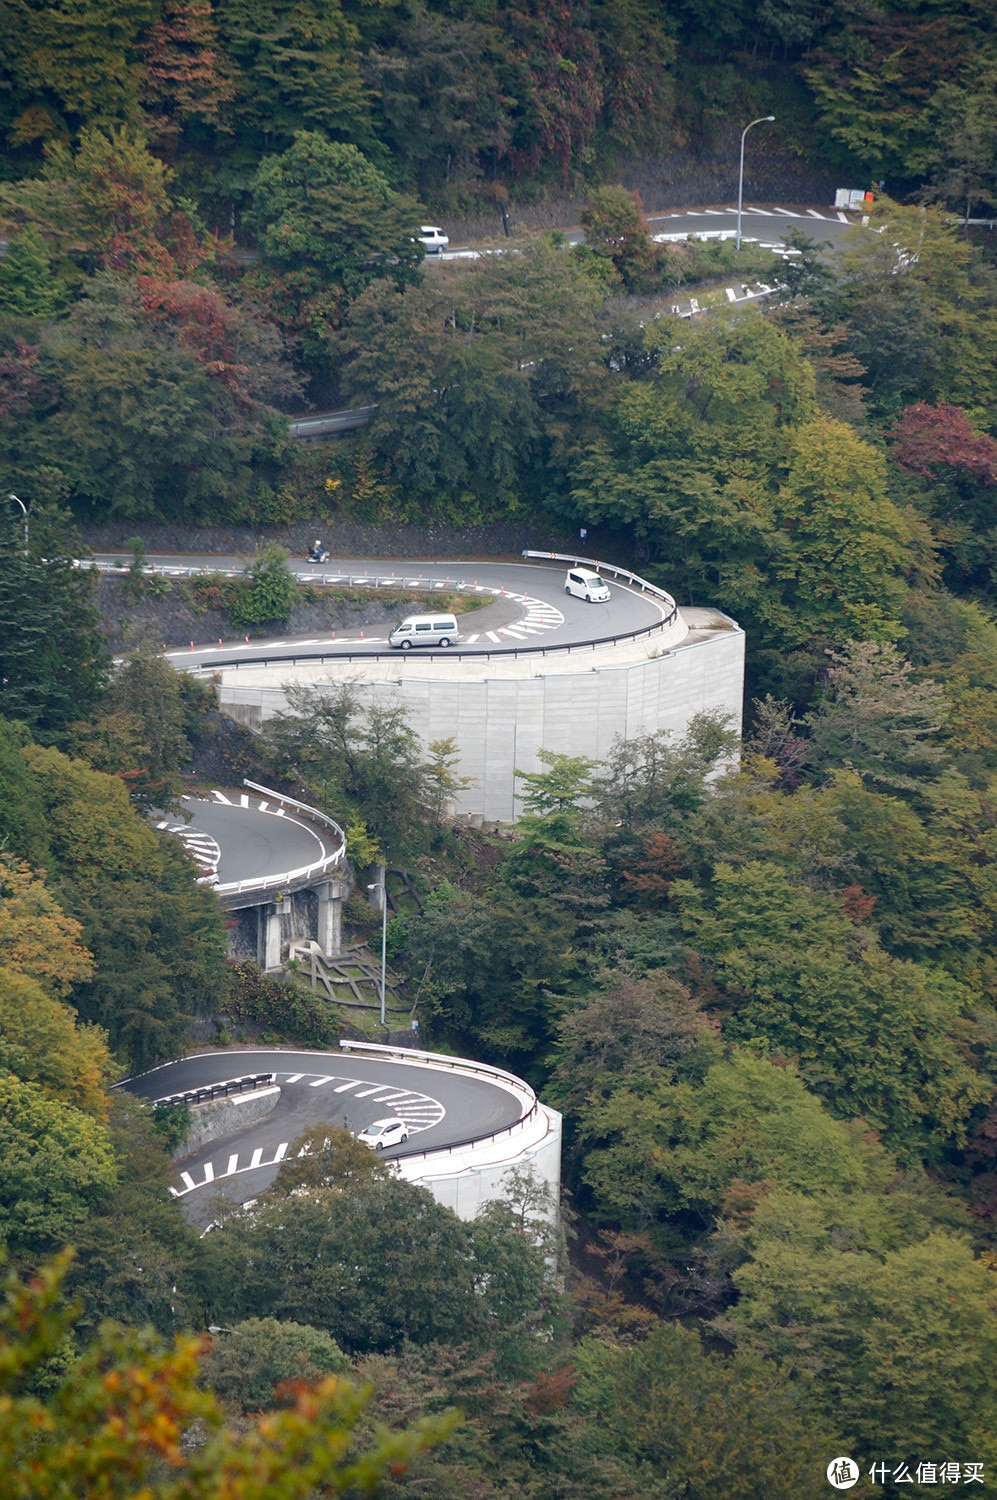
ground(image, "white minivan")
xmin=564 ymin=567 xmax=611 ymax=603
xmin=389 ymin=613 xmax=460 ymax=649
xmin=418 ymin=225 xmax=449 ymax=254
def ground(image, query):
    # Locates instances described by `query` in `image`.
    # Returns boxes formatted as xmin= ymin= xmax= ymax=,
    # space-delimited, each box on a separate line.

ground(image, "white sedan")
xmin=358 ymin=1117 xmax=409 ymax=1150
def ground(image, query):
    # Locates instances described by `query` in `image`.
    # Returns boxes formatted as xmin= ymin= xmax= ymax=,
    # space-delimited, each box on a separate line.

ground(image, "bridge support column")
xmin=316 ymin=880 xmax=346 ymax=957
xmin=258 ymin=902 xmax=283 ymax=972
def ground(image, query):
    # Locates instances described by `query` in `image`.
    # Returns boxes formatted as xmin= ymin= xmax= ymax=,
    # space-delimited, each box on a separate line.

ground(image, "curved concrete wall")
xmin=340 ymin=1041 xmax=561 ymax=1223
xmin=217 ymin=609 xmax=744 ymax=822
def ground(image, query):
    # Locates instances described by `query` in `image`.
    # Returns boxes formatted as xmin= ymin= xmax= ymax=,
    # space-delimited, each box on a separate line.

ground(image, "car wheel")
xmin=375 ymin=1141 xmax=384 ymax=1149
xmin=400 ymin=640 xmax=412 ymax=650
xmin=564 ymin=585 xmax=571 ymax=594
xmin=401 ymin=1133 xmax=408 ymax=1143
xmin=439 ymin=637 xmax=451 ymax=648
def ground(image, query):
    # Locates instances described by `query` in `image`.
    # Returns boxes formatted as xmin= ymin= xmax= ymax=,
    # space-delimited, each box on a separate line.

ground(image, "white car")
xmin=418 ymin=225 xmax=449 ymax=254
xmin=358 ymin=1117 xmax=409 ymax=1150
xmin=564 ymin=566 xmax=611 ymax=603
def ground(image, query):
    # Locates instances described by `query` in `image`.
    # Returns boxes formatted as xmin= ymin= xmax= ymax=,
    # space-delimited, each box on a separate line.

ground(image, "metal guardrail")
xmin=288 ymin=405 xmax=377 ymax=440
xmin=337 ymin=1040 xmax=543 ymax=1163
xmin=214 ymin=779 xmax=347 ymax=899
xmin=154 ymin=1071 xmax=276 ymax=1107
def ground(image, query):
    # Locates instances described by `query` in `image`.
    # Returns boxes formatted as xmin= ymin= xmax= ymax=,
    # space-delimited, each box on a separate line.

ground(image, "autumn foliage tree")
xmin=0 ymin=1255 xmax=453 ymax=1499
xmin=137 ymin=0 xmax=236 ymax=152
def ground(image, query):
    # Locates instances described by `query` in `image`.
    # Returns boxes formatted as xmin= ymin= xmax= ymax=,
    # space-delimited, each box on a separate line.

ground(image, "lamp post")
xmin=736 ymin=116 xmax=775 ymax=251
xmin=8 ymin=493 xmax=28 ymax=557
xmin=367 ymin=880 xmax=388 ymax=1028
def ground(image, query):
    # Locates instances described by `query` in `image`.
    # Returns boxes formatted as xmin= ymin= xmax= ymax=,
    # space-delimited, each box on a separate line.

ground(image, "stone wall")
xmin=176 ymin=1085 xmax=280 ymax=1157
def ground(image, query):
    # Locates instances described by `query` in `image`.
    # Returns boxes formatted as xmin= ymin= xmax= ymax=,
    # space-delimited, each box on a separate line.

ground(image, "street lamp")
xmin=736 ymin=116 xmax=775 ymax=251
xmin=8 ymin=493 xmax=28 ymax=557
xmin=367 ymin=881 xmax=388 ymax=1028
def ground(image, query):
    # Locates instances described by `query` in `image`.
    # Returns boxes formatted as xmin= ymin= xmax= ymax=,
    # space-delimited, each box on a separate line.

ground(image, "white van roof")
xmin=569 ymin=567 xmax=604 ymax=580
xmin=396 ymin=613 xmax=458 ymax=626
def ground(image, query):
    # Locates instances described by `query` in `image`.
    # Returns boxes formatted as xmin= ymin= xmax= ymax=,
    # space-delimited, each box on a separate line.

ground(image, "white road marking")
xmin=181 ymin=1171 xmax=196 ymax=1190
xmin=257 ymin=800 xmax=269 ymax=810
xmin=211 ymin=791 xmax=231 ymax=804
xmin=334 ymin=1080 xmax=360 ymax=1092
xmin=226 ymin=1154 xmax=239 ymax=1176
xmin=354 ymin=1085 xmax=387 ymax=1098
xmin=485 ymin=630 xmax=500 ymax=643
xmin=273 ymin=1142 xmax=288 ymax=1162
xmin=501 ymin=627 xmax=527 ymax=639
xmin=249 ymin=1147 xmax=263 ymax=1169
xmin=807 ymin=209 xmax=825 ymax=218
xmin=309 ymin=1075 xmax=334 ymax=1087
xmin=466 ymin=633 xmax=480 ymax=643
xmin=240 ymin=793 xmax=249 ymax=807
xmin=283 ymin=1073 xmax=303 ymax=1084
xmin=837 ymin=211 xmax=850 ymax=222
xmin=203 ymin=1161 xmax=214 ymax=1182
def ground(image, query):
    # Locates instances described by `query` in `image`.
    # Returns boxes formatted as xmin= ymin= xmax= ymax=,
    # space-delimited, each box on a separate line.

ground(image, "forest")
xmin=4 ymin=0 xmax=997 ymax=1494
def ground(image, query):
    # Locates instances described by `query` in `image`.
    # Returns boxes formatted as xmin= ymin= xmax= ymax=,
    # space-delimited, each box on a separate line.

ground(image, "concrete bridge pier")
xmin=258 ymin=902 xmax=283 ymax=972
xmin=316 ymin=879 xmax=346 ymax=957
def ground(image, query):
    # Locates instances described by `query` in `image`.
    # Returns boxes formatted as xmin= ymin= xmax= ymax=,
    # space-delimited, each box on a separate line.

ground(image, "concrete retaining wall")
xmin=340 ymin=1041 xmax=561 ymax=1224
xmin=177 ymin=1085 xmax=280 ymax=1157
xmin=217 ymin=613 xmax=745 ymax=822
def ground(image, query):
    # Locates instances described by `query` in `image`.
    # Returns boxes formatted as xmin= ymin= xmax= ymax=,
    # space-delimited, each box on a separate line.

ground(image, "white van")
xmin=418 ymin=225 xmax=449 ymax=254
xmin=389 ymin=613 xmax=460 ymax=649
xmin=564 ymin=567 xmax=611 ymax=603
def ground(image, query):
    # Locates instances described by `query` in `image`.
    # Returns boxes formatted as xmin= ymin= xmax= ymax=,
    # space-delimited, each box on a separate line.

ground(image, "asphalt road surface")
xmin=156 ymin=792 xmax=336 ymax=888
xmin=122 ymin=1048 xmax=527 ymax=1226
xmin=96 ymin=554 xmax=670 ymax=667
xmin=437 ymin=203 xmax=860 ymax=259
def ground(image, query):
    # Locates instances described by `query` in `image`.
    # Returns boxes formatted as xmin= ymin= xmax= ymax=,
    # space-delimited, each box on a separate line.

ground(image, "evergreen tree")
xmin=0 ymin=225 xmax=64 ymax=317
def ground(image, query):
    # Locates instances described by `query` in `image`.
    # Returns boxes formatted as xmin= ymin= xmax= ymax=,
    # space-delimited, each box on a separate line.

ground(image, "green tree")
xmin=804 ymin=639 xmax=949 ymax=791
xmin=201 ymin=1175 xmax=558 ymax=1357
xmin=0 ymin=512 xmax=109 ymax=740
xmin=265 ymin=682 xmax=427 ymax=857
xmin=248 ymin=133 xmax=422 ymax=353
xmin=0 ymin=1073 xmax=117 ymax=1262
xmin=576 ymin=1047 xmax=893 ymax=1236
xmin=573 ymin=1322 xmax=838 ymax=1500
xmin=270 ymin=1123 xmax=390 ymax=1197
xmin=0 ymin=224 xmax=65 ymax=317
xmin=200 ymin=1318 xmax=349 ymax=1413
xmin=74 ymin=648 xmax=199 ymax=811
xmin=0 ymin=1255 xmax=453 ymax=1499
xmin=0 ymin=970 xmax=110 ymax=1120
xmin=825 ymin=200 xmax=997 ymax=413
xmin=729 ymin=1199 xmax=997 ymax=1466
xmin=62 ymin=1093 xmax=203 ymax=1338
xmin=230 ymin=543 xmax=299 ymax=627
xmin=364 ymin=1 xmax=513 ymax=191
xmin=215 ymin=0 xmax=373 ymax=153
xmin=579 ymin=185 xmax=659 ymax=292
xmin=758 ymin=415 xmax=926 ymax=650
xmin=674 ymin=861 xmax=988 ymax=1157
xmin=424 ymin=736 xmax=474 ymax=824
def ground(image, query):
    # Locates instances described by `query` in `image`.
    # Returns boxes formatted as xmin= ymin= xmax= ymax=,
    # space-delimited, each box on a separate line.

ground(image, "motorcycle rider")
xmin=308 ymin=539 xmax=326 ymax=562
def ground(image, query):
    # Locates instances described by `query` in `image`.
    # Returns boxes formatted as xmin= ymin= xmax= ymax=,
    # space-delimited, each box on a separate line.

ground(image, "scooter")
xmin=306 ymin=545 xmax=329 ymax=564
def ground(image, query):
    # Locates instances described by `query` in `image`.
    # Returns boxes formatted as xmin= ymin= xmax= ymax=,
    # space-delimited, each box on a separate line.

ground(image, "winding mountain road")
xmin=122 ymin=1047 xmax=530 ymax=1226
